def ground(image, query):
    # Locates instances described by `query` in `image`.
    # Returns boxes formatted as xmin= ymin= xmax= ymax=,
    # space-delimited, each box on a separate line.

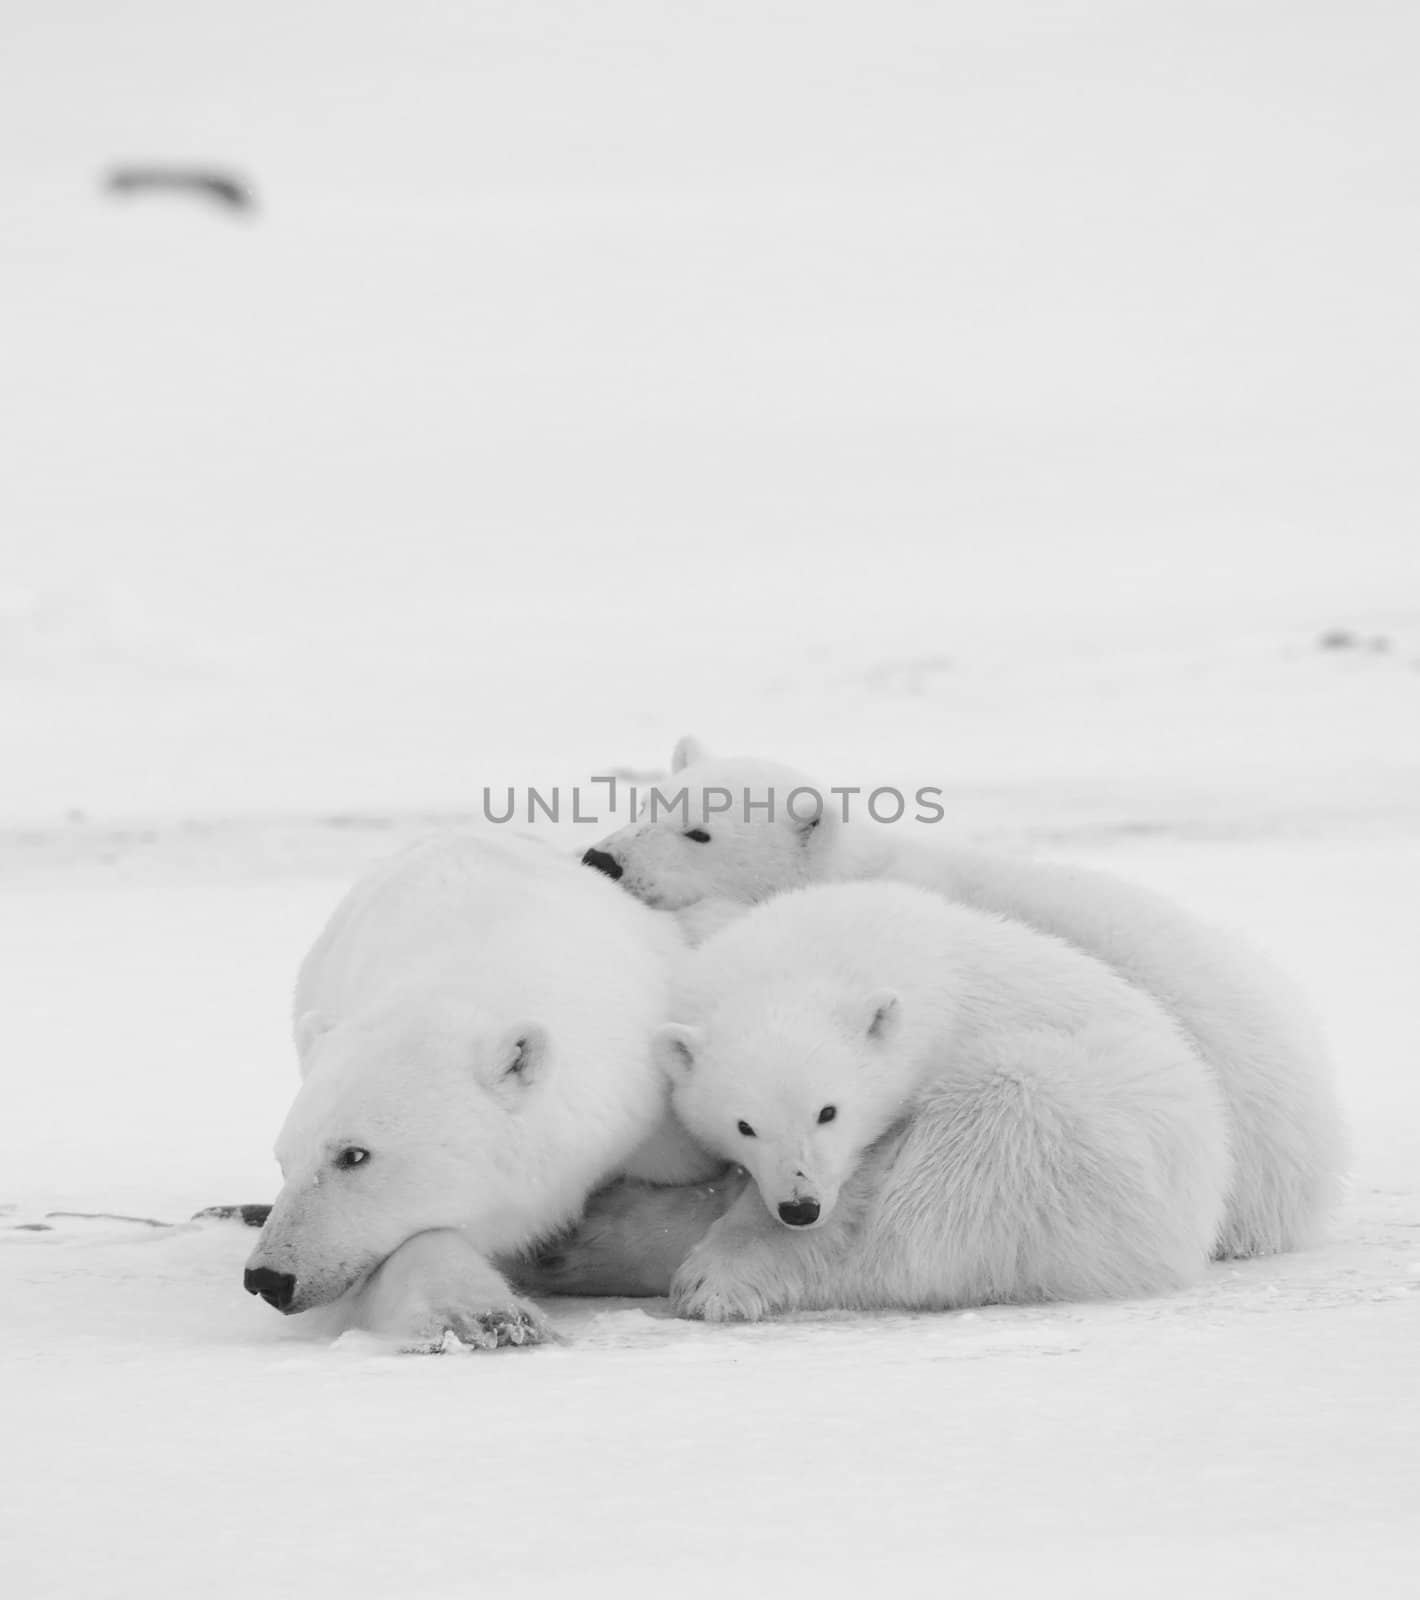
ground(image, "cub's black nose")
xmin=777 ymin=1198 xmax=821 ymax=1228
xmin=244 ymin=1266 xmax=297 ymax=1311
xmin=582 ymin=848 xmax=623 ymax=881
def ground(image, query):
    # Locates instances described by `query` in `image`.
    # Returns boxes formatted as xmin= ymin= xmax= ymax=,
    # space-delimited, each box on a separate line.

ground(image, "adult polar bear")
xmin=580 ymin=737 xmax=1344 ymax=1262
xmin=243 ymin=829 xmax=717 ymax=1348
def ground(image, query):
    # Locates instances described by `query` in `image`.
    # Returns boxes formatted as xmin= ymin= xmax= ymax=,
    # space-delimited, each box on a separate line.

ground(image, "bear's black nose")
xmin=244 ymin=1266 xmax=297 ymax=1312
xmin=582 ymin=848 xmax=623 ymax=881
xmin=777 ymin=1198 xmax=821 ymax=1228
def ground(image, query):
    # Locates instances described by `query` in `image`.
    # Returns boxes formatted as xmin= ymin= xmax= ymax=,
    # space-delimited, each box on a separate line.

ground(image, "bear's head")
xmin=657 ymin=983 xmax=905 ymax=1230
xmin=244 ymin=1003 xmax=558 ymax=1314
xmin=581 ymin=736 xmax=839 ymax=910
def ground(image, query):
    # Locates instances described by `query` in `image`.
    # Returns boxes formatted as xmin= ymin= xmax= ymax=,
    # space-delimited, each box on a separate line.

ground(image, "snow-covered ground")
xmin=3 ymin=1 xmax=1419 ymax=1594
xmin=2 ymin=831 xmax=1418 ymax=1597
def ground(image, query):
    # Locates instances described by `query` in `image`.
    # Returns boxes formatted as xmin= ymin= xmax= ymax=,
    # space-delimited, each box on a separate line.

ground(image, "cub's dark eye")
xmin=335 ymin=1146 xmax=370 ymax=1170
xmin=684 ymin=829 xmax=711 ymax=843
xmin=737 ymin=1120 xmax=756 ymax=1138
xmin=818 ymin=1106 xmax=837 ymax=1124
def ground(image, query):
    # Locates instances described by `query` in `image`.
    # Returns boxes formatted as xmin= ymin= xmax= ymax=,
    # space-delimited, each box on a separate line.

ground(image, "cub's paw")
xmin=401 ymin=1298 xmax=553 ymax=1355
xmin=671 ymin=1254 xmax=779 ymax=1324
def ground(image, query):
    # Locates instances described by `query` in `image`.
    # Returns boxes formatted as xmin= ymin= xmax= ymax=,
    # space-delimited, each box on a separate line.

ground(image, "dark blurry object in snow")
xmin=1316 ymin=628 xmax=1391 ymax=653
xmin=104 ymin=166 xmax=255 ymax=214
xmin=193 ymin=1203 xmax=272 ymax=1228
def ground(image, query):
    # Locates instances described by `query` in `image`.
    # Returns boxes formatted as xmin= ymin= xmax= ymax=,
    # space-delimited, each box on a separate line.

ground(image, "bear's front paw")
xmin=401 ymin=1297 xmax=552 ymax=1355
xmin=671 ymin=1254 xmax=780 ymax=1324
xmin=352 ymin=1231 xmax=556 ymax=1352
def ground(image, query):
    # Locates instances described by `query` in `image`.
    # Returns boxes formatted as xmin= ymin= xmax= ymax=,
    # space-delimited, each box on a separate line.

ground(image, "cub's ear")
xmin=655 ymin=1022 xmax=704 ymax=1081
xmin=790 ymin=793 xmax=827 ymax=844
xmin=865 ymin=991 xmax=901 ymax=1043
xmin=491 ymin=1022 xmax=549 ymax=1092
xmin=293 ymin=1010 xmax=334 ymax=1060
xmin=671 ymin=735 xmax=709 ymax=773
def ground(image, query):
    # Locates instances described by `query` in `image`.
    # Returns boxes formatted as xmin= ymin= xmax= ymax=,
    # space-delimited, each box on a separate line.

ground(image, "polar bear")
xmin=649 ymin=880 xmax=1231 ymax=1320
xmin=580 ymin=736 xmax=1344 ymax=1261
xmin=243 ymin=829 xmax=715 ymax=1349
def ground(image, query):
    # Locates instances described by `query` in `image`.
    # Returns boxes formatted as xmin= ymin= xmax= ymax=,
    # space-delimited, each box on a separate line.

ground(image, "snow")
xmin=2 ymin=1 xmax=1419 ymax=820
xmin=2 ymin=1 xmax=1418 ymax=1594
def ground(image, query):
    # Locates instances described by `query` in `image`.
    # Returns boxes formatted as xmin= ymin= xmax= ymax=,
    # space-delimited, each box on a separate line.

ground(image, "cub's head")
xmin=657 ymin=986 xmax=905 ymax=1229
xmin=244 ymin=1005 xmax=553 ymax=1314
xmin=581 ymin=736 xmax=836 ymax=910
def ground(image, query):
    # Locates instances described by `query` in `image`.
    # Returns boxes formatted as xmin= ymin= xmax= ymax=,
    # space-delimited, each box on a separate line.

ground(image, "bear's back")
xmin=296 ymin=829 xmax=683 ymax=1053
xmin=685 ymin=877 xmax=1200 ymax=1082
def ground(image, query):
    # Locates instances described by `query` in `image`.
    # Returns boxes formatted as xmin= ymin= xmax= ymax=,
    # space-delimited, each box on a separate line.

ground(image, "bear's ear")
xmin=491 ymin=1022 xmax=548 ymax=1092
xmin=655 ymin=1022 xmax=703 ymax=1081
xmin=293 ymin=1009 xmax=334 ymax=1060
xmin=865 ymin=991 xmax=901 ymax=1043
xmin=671 ymin=735 xmax=709 ymax=773
xmin=790 ymin=795 xmax=829 ymax=845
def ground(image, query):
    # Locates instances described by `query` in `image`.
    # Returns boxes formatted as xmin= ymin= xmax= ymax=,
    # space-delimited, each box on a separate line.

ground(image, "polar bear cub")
xmin=584 ymin=736 xmax=1344 ymax=1260
xmin=656 ymin=880 xmax=1232 ymax=1321
xmin=244 ymin=829 xmax=715 ymax=1349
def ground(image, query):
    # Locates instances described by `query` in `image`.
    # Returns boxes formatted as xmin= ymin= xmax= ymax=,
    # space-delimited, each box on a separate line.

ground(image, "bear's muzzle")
xmin=244 ymin=1265 xmax=298 ymax=1312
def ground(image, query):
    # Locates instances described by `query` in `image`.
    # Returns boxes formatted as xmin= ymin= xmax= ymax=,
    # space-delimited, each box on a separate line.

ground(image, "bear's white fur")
xmin=246 ymin=829 xmax=714 ymax=1347
xmin=587 ymin=737 xmax=1344 ymax=1259
xmin=658 ymin=880 xmax=1233 ymax=1320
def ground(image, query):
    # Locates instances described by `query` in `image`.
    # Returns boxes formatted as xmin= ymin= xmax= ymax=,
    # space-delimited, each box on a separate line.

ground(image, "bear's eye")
xmin=818 ymin=1106 xmax=837 ymax=1125
xmin=334 ymin=1146 xmax=371 ymax=1170
xmin=737 ymin=1120 xmax=756 ymax=1138
xmin=684 ymin=828 xmax=711 ymax=844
